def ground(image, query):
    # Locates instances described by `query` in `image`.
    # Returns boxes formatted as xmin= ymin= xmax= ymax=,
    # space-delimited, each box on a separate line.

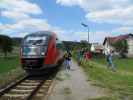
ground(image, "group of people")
xmin=76 ymin=47 xmax=116 ymax=72
xmin=63 ymin=47 xmax=116 ymax=72
xmin=77 ymin=48 xmax=92 ymax=65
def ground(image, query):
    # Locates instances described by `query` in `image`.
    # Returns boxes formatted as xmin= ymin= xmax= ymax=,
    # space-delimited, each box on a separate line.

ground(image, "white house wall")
xmin=127 ymin=38 xmax=133 ymax=57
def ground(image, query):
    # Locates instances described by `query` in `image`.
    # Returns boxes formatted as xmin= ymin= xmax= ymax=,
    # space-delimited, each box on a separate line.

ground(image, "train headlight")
xmin=41 ymin=47 xmax=46 ymax=55
xmin=41 ymin=52 xmax=45 ymax=55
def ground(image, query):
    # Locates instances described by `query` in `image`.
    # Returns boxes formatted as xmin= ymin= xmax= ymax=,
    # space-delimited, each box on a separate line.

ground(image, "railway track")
xmin=0 ymin=70 xmax=57 ymax=100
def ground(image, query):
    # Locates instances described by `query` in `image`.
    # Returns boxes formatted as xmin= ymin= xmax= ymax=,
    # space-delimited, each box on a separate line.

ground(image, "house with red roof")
xmin=103 ymin=34 xmax=133 ymax=57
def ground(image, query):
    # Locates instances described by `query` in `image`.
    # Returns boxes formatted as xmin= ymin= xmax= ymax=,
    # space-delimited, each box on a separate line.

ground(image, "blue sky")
xmin=0 ymin=0 xmax=133 ymax=43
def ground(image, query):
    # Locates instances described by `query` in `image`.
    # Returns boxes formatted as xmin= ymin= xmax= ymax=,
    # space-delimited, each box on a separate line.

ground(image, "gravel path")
xmin=47 ymin=61 xmax=106 ymax=100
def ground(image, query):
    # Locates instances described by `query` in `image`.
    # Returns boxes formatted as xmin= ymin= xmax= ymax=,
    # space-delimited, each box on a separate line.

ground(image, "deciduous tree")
xmin=112 ymin=40 xmax=128 ymax=58
xmin=0 ymin=35 xmax=13 ymax=57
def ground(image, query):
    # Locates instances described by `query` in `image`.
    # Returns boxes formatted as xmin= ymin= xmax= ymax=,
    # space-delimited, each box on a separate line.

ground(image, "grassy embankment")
xmin=0 ymin=56 xmax=20 ymax=74
xmin=0 ymin=46 xmax=21 ymax=74
xmin=0 ymin=54 xmax=24 ymax=88
xmin=79 ymin=56 xmax=133 ymax=100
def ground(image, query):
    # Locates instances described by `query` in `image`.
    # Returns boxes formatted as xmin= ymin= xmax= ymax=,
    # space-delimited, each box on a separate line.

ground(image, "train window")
xmin=56 ymin=39 xmax=62 ymax=49
xmin=24 ymin=35 xmax=47 ymax=45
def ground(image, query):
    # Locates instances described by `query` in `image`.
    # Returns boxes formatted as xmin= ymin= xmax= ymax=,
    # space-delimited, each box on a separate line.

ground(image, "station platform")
xmin=47 ymin=60 xmax=106 ymax=100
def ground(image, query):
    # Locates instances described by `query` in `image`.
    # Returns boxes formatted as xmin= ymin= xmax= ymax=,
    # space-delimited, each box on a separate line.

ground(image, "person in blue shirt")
xmin=106 ymin=50 xmax=116 ymax=72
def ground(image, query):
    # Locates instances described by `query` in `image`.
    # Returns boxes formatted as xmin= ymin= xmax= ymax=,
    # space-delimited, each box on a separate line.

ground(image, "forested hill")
xmin=12 ymin=37 xmax=23 ymax=46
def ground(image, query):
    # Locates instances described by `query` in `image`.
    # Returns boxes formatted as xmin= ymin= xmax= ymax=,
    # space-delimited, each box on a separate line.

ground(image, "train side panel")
xmin=44 ymin=34 xmax=57 ymax=66
xmin=44 ymin=34 xmax=62 ymax=67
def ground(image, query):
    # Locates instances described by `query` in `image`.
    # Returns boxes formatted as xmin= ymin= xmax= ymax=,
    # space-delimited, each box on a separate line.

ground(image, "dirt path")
xmin=47 ymin=61 xmax=106 ymax=100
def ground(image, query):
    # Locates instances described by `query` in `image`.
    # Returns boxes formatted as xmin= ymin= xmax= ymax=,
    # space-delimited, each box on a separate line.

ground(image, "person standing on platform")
xmin=64 ymin=51 xmax=72 ymax=71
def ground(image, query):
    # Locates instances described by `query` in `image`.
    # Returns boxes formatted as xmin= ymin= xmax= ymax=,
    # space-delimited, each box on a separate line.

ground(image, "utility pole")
xmin=81 ymin=23 xmax=89 ymax=43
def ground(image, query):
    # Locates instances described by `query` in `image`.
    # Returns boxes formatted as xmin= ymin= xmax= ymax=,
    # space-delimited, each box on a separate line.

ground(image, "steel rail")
xmin=0 ymin=75 xmax=29 ymax=97
xmin=25 ymin=80 xmax=45 ymax=100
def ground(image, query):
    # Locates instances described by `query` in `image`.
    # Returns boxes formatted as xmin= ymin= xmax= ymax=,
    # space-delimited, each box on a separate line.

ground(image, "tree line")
xmin=62 ymin=40 xmax=90 ymax=51
xmin=0 ymin=35 xmax=22 ymax=57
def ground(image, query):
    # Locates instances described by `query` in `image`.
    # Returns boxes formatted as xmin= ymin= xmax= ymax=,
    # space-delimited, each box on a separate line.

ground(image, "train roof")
xmin=26 ymin=31 xmax=56 ymax=37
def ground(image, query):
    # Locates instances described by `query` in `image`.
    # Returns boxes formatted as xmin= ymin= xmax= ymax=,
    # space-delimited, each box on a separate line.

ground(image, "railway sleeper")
xmin=16 ymin=85 xmax=37 ymax=89
xmin=9 ymin=89 xmax=33 ymax=94
xmin=1 ymin=94 xmax=29 ymax=100
xmin=24 ymin=80 xmax=40 ymax=83
xmin=20 ymin=82 xmax=40 ymax=86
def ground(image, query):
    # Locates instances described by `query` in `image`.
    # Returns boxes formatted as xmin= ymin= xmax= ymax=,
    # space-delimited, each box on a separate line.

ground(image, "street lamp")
xmin=81 ymin=23 xmax=89 ymax=43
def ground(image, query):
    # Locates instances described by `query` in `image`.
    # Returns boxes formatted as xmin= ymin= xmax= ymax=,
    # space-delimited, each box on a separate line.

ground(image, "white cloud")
xmin=86 ymin=6 xmax=133 ymax=25
xmin=1 ymin=0 xmax=42 ymax=14
xmin=112 ymin=26 xmax=133 ymax=34
xmin=0 ymin=0 xmax=49 ymax=37
xmin=56 ymin=0 xmax=133 ymax=25
xmin=0 ymin=0 xmax=42 ymax=20
xmin=0 ymin=18 xmax=50 ymax=36
xmin=56 ymin=0 xmax=130 ymax=11
xmin=56 ymin=0 xmax=133 ymax=42
xmin=1 ymin=0 xmax=133 ymax=42
xmin=91 ymin=31 xmax=113 ymax=43
xmin=0 ymin=0 xmax=80 ymax=41
xmin=2 ymin=11 xmax=30 ymax=20
xmin=0 ymin=16 xmax=71 ymax=40
xmin=74 ymin=31 xmax=112 ymax=43
xmin=0 ymin=0 xmax=69 ymax=39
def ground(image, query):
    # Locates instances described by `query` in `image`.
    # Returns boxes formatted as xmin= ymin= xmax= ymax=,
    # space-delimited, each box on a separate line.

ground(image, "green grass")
xmin=88 ymin=96 xmax=116 ymax=100
xmin=0 ymin=55 xmax=24 ymax=89
xmin=0 ymin=67 xmax=24 ymax=89
xmin=0 ymin=56 xmax=20 ymax=74
xmin=80 ymin=57 xmax=133 ymax=100
xmin=92 ymin=57 xmax=133 ymax=72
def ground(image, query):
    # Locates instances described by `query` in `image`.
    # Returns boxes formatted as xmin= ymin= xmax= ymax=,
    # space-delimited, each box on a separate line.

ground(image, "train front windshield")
xmin=22 ymin=34 xmax=49 ymax=56
xmin=24 ymin=35 xmax=48 ymax=45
